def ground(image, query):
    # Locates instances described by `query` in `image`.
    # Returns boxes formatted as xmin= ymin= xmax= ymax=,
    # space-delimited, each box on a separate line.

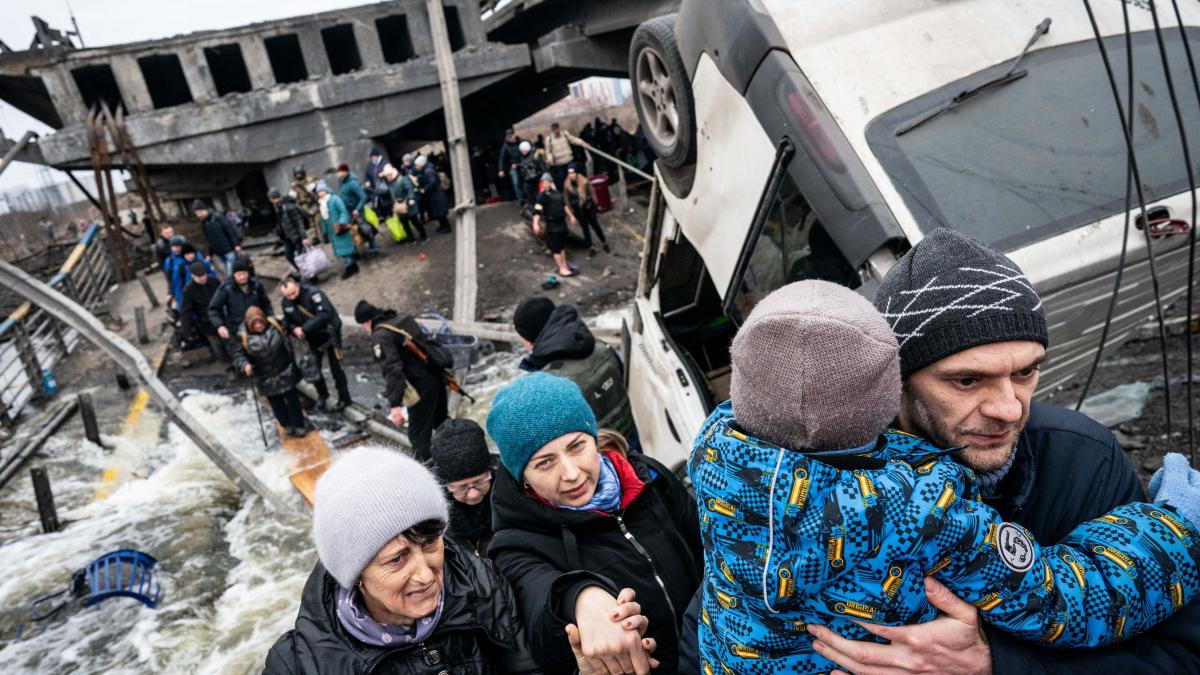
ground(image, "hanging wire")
xmin=1075 ymin=2 xmax=1138 ymax=414
xmin=1081 ymin=0 xmax=1174 ymax=446
xmin=1148 ymin=0 xmax=1197 ymax=456
xmin=1166 ymin=0 xmax=1200 ymax=463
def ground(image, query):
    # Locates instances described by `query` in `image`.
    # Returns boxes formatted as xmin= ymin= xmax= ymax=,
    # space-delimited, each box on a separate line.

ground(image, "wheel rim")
xmin=636 ymin=47 xmax=679 ymax=148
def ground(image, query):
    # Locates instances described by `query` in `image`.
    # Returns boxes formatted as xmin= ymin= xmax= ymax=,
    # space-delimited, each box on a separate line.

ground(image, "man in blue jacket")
xmin=816 ymin=228 xmax=1200 ymax=667
xmin=678 ymin=228 xmax=1200 ymax=674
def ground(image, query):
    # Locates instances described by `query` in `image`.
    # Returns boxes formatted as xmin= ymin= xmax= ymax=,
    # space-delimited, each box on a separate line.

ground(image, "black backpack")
xmin=395 ymin=316 xmax=454 ymax=371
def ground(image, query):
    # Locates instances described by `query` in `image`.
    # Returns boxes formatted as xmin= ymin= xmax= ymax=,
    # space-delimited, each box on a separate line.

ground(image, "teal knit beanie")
xmin=486 ymin=372 xmax=598 ymax=480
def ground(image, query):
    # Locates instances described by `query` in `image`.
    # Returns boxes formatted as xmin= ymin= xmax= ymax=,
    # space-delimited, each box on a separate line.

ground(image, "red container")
xmin=590 ymin=173 xmax=613 ymax=214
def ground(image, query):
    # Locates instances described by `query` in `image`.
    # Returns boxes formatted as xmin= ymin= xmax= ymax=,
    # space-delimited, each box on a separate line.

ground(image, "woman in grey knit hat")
xmin=264 ymin=445 xmax=541 ymax=674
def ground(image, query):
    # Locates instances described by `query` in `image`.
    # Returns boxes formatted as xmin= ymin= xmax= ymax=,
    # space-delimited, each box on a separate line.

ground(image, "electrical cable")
xmin=1076 ymin=2 xmax=1138 ymax=414
xmin=1082 ymin=0 xmax=1174 ymax=444
xmin=1167 ymin=0 xmax=1200 ymax=463
xmin=1148 ymin=0 xmax=1198 ymax=458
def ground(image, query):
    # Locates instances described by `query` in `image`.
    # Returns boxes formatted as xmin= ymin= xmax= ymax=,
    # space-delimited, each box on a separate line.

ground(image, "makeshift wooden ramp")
xmin=275 ymin=420 xmax=331 ymax=507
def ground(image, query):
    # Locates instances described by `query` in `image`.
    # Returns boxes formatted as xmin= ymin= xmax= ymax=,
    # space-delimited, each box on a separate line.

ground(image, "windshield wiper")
xmin=896 ymin=17 xmax=1052 ymax=136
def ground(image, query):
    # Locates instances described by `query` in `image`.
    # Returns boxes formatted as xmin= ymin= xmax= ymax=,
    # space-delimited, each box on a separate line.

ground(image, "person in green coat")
xmin=316 ymin=181 xmax=358 ymax=279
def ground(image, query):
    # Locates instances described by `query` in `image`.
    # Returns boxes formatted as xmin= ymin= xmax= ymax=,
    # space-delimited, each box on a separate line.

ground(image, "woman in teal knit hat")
xmin=487 ymin=372 xmax=702 ymax=675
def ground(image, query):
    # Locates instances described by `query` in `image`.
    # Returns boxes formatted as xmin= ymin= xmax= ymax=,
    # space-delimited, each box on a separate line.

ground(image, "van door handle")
xmin=1136 ymin=206 xmax=1191 ymax=237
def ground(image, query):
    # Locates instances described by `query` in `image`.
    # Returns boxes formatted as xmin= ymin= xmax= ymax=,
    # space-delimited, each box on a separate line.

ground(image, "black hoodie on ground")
xmin=488 ymin=452 xmax=702 ymax=674
xmin=264 ymin=541 xmax=542 ymax=675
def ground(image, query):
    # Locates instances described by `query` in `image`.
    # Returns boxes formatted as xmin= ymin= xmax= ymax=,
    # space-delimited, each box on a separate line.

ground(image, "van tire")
xmin=630 ymin=15 xmax=695 ymax=169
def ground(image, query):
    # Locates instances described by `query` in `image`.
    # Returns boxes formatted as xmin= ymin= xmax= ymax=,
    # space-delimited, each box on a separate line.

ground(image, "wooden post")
xmin=134 ymin=306 xmax=149 ymax=344
xmin=426 ymin=0 xmax=477 ymax=324
xmin=30 ymin=467 xmax=61 ymax=533
xmin=13 ymin=322 xmax=43 ymax=397
xmin=79 ymin=392 xmax=101 ymax=446
xmin=135 ymin=271 xmax=160 ymax=308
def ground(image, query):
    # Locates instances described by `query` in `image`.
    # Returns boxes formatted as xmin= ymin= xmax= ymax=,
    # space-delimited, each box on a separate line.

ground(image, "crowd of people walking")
xmin=251 ymin=228 xmax=1200 ymax=675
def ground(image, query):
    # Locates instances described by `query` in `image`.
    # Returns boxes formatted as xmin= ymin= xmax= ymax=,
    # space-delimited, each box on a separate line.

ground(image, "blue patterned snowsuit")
xmin=689 ymin=402 xmax=1200 ymax=674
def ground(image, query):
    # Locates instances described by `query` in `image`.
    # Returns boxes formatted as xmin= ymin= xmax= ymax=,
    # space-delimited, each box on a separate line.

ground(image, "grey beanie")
xmin=313 ymin=446 xmax=449 ymax=589
xmin=873 ymin=228 xmax=1047 ymax=377
xmin=730 ymin=280 xmax=900 ymax=450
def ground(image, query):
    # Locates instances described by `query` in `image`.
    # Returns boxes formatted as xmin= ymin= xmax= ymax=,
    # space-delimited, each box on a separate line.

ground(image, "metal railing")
xmin=0 ymin=223 xmax=111 ymax=427
xmin=582 ymin=145 xmax=654 ymax=212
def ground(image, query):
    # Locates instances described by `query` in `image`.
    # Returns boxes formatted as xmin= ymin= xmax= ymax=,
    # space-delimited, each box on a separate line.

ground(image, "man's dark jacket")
xmin=520 ymin=305 xmax=636 ymax=441
xmin=981 ymin=402 xmax=1200 ymax=674
xmin=498 ymin=138 xmax=523 ymax=173
xmin=368 ymin=311 xmax=443 ymax=407
xmin=489 ymin=452 xmax=703 ymax=674
xmin=264 ymin=541 xmax=542 ymax=674
xmin=153 ymin=235 xmax=172 ymax=279
xmin=281 ymin=284 xmax=342 ymax=351
xmin=207 ymin=278 xmax=272 ymax=333
xmin=180 ymin=275 xmax=220 ymax=339
xmin=201 ymin=211 xmax=242 ymax=257
xmin=275 ymin=196 xmax=309 ymax=245
xmin=673 ymin=402 xmax=1200 ymax=674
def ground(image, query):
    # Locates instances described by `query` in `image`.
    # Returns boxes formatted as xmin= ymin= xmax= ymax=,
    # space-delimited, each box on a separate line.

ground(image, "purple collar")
xmin=335 ymin=584 xmax=444 ymax=648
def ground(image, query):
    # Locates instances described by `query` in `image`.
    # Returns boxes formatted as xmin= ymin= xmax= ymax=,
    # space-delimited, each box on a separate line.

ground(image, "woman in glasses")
xmin=431 ymin=418 xmax=497 ymax=556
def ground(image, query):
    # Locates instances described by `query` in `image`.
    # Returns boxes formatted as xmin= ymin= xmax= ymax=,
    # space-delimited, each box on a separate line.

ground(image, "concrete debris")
xmin=1079 ymin=380 xmax=1153 ymax=428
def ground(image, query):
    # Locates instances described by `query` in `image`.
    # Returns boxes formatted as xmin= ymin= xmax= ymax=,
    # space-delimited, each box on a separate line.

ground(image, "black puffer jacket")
xmin=275 ymin=196 xmax=310 ymax=245
xmin=201 ymin=211 xmax=242 ymax=256
xmin=489 ymin=452 xmax=702 ymax=674
xmin=264 ymin=542 xmax=542 ymax=675
xmin=207 ymin=278 xmax=273 ymax=333
xmin=230 ymin=321 xmax=301 ymax=396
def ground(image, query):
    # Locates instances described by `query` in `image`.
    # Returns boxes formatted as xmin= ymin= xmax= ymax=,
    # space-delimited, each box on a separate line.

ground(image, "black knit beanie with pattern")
xmin=873 ymin=228 xmax=1048 ymax=377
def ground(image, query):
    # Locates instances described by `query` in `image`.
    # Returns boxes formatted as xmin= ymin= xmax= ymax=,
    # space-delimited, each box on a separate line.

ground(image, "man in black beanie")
xmin=430 ymin=418 xmax=495 ymax=556
xmin=356 ymin=300 xmax=449 ymax=461
xmin=797 ymin=227 xmax=1200 ymax=675
xmin=512 ymin=296 xmax=637 ymax=442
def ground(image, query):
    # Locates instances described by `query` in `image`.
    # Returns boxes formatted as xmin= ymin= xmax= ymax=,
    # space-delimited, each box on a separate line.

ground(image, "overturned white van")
xmin=624 ymin=0 xmax=1200 ymax=471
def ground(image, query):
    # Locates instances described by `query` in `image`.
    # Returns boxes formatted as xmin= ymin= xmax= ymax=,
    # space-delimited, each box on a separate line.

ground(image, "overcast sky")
xmin=0 ymin=0 xmax=391 ymax=193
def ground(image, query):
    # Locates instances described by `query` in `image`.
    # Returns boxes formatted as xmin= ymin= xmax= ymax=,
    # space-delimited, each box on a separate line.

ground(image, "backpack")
xmin=381 ymin=317 xmax=454 ymax=371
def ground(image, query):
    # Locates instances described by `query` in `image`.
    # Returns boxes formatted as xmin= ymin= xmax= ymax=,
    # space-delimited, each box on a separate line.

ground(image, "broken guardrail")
xmin=0 ymin=223 xmax=112 ymax=427
xmin=0 ymin=258 xmax=295 ymax=513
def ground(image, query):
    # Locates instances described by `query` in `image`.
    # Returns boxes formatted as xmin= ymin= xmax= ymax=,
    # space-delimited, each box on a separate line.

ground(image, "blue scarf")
xmin=559 ymin=454 xmax=622 ymax=512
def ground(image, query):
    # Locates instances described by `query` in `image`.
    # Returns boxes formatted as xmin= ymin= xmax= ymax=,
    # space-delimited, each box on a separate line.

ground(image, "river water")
xmin=0 ymin=330 xmax=549 ymax=673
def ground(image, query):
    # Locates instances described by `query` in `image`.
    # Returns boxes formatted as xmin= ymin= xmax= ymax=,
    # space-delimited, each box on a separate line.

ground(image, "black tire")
xmin=629 ymin=15 xmax=696 ymax=169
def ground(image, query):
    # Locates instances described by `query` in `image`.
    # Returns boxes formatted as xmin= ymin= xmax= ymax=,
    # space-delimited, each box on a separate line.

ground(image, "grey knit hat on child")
xmin=730 ymin=280 xmax=901 ymax=451
xmin=312 ymin=446 xmax=449 ymax=589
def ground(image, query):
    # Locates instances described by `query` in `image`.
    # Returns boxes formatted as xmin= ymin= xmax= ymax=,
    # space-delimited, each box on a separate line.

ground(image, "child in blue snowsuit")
xmin=689 ymin=280 xmax=1200 ymax=674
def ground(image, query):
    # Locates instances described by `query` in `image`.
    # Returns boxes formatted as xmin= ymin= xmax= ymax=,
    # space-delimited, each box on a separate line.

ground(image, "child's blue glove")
xmin=1149 ymin=452 xmax=1200 ymax=529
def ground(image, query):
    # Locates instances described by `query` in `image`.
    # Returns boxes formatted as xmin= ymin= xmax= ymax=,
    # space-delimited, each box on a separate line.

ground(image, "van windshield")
xmin=866 ymin=29 xmax=1200 ymax=252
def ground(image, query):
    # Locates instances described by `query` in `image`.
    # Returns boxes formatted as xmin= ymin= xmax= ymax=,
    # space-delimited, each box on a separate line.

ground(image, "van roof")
xmin=759 ymin=0 xmax=1200 ymax=240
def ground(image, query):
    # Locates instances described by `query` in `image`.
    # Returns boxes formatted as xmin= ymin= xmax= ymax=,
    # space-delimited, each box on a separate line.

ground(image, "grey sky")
xmin=0 ymin=0 xmax=385 ymax=193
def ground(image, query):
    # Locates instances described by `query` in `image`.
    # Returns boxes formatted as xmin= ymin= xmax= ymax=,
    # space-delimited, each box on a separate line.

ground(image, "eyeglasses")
xmin=446 ymin=472 xmax=493 ymax=496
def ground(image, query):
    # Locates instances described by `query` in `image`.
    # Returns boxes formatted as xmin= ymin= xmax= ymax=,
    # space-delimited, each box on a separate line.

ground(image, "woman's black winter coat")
xmin=488 ymin=453 xmax=702 ymax=674
xmin=264 ymin=541 xmax=542 ymax=675
xmin=230 ymin=323 xmax=301 ymax=397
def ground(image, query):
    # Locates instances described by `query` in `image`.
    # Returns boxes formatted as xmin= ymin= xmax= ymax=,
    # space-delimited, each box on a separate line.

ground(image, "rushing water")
xmin=0 ymin=307 xmax=626 ymax=674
